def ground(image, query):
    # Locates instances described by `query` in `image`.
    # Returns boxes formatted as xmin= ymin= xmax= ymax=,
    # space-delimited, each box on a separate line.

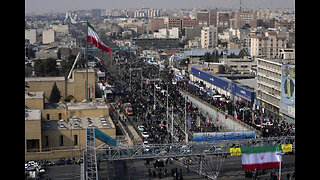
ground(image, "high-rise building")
xmin=217 ymin=12 xmax=231 ymax=32
xmin=25 ymin=29 xmax=37 ymax=44
xmin=150 ymin=18 xmax=165 ymax=32
xmin=42 ymin=29 xmax=55 ymax=44
xmin=200 ymin=26 xmax=218 ymax=49
xmin=168 ymin=17 xmax=197 ymax=33
xmin=234 ymin=10 xmax=257 ymax=29
xmin=197 ymin=11 xmax=209 ymax=27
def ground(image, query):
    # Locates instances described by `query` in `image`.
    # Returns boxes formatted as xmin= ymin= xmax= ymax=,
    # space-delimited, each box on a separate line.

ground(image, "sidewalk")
xmin=117 ymin=110 xmax=143 ymax=145
xmin=179 ymin=90 xmax=250 ymax=132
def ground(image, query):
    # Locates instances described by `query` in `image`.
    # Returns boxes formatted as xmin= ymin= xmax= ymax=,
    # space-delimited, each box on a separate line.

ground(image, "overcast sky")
xmin=25 ymin=0 xmax=294 ymax=14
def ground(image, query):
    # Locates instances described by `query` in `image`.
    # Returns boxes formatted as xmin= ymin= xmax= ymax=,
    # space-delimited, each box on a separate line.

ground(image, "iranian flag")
xmin=241 ymin=145 xmax=282 ymax=170
xmin=87 ymin=22 xmax=112 ymax=53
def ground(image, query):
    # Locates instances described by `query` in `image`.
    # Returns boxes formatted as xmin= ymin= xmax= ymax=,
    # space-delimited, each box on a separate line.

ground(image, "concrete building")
xmin=221 ymin=57 xmax=257 ymax=74
xmin=168 ymin=17 xmax=198 ymax=33
xmin=25 ymin=68 xmax=96 ymax=103
xmin=197 ymin=11 xmax=209 ymax=27
xmin=250 ymin=31 xmax=286 ymax=59
xmin=35 ymin=50 xmax=58 ymax=59
xmin=234 ymin=10 xmax=257 ymax=29
xmin=25 ymin=29 xmax=37 ymax=44
xmin=52 ymin=24 xmax=69 ymax=36
xmin=25 ymin=93 xmax=115 ymax=160
xmin=256 ymin=57 xmax=295 ymax=120
xmin=200 ymin=26 xmax=218 ymax=49
xmin=42 ymin=29 xmax=55 ymax=44
xmin=150 ymin=18 xmax=165 ymax=32
xmin=217 ymin=12 xmax=231 ymax=33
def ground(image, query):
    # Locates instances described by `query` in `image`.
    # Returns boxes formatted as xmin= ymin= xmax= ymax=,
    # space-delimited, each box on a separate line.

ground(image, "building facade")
xmin=251 ymin=31 xmax=286 ymax=59
xmin=200 ymin=26 xmax=218 ymax=49
xmin=234 ymin=10 xmax=257 ymax=29
xmin=42 ymin=29 xmax=55 ymax=44
xmin=256 ymin=56 xmax=295 ymax=120
xmin=25 ymin=68 xmax=96 ymax=102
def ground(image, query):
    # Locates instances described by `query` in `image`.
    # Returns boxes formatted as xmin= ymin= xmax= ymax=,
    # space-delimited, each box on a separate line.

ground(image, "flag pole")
xmin=85 ymin=20 xmax=89 ymax=102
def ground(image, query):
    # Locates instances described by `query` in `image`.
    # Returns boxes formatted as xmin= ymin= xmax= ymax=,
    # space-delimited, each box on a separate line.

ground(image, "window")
xmin=59 ymin=135 xmax=64 ymax=146
xmin=46 ymin=114 xmax=50 ymax=120
xmin=74 ymin=135 xmax=78 ymax=146
xmin=45 ymin=136 xmax=49 ymax=147
xmin=58 ymin=113 xmax=62 ymax=120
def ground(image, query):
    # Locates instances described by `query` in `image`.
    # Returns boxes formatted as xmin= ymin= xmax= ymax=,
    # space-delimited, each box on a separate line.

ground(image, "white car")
xmin=142 ymin=132 xmax=149 ymax=138
xmin=137 ymin=125 xmax=145 ymax=131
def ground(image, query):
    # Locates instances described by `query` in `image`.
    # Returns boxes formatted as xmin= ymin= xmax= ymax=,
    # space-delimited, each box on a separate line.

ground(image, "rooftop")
xmin=41 ymin=115 xmax=114 ymax=130
xmin=44 ymin=101 xmax=108 ymax=110
xmin=25 ymin=91 xmax=44 ymax=99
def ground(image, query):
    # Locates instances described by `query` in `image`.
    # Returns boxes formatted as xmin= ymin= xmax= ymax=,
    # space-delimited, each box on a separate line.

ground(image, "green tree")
xmin=34 ymin=58 xmax=59 ymax=77
xmin=48 ymin=82 xmax=61 ymax=103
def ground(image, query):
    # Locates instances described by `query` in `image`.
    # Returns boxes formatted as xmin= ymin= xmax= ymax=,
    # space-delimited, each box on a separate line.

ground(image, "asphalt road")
xmin=44 ymin=154 xmax=294 ymax=179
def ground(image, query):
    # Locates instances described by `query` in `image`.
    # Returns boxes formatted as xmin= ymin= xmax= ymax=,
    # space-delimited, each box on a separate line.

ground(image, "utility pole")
xmin=185 ymin=95 xmax=188 ymax=143
xmin=85 ymin=21 xmax=89 ymax=102
xmin=167 ymin=83 xmax=169 ymax=132
xmin=171 ymin=104 xmax=173 ymax=143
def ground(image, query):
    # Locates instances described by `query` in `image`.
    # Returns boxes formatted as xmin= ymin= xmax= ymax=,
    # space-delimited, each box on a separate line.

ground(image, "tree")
xmin=34 ymin=58 xmax=59 ymax=77
xmin=49 ymin=82 xmax=61 ymax=103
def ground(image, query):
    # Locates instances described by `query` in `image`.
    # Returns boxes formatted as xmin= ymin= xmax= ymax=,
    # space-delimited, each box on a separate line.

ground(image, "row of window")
xmin=44 ymin=135 xmax=78 ymax=147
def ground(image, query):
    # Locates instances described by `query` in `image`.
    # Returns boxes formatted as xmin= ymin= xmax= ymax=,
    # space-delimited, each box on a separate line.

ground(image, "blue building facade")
xmin=190 ymin=67 xmax=255 ymax=103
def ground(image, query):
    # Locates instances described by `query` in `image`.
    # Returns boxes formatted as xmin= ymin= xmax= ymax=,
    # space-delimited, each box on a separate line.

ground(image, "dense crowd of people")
xmin=178 ymin=80 xmax=295 ymax=138
xmin=99 ymin=49 xmax=294 ymax=145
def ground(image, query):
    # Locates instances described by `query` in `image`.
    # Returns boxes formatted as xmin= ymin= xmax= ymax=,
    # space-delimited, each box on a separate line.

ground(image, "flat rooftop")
xmin=44 ymin=101 xmax=108 ymax=110
xmin=42 ymin=115 xmax=115 ymax=130
xmin=25 ymin=91 xmax=44 ymax=99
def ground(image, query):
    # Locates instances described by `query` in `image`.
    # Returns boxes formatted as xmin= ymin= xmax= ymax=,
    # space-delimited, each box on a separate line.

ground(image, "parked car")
xmin=55 ymin=159 xmax=67 ymax=166
xmin=142 ymin=132 xmax=149 ymax=138
xmin=137 ymin=125 xmax=145 ymax=131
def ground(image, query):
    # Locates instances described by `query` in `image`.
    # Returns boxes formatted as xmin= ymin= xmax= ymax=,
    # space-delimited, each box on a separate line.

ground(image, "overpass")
xmin=96 ymin=136 xmax=295 ymax=161
xmin=82 ymin=125 xmax=294 ymax=180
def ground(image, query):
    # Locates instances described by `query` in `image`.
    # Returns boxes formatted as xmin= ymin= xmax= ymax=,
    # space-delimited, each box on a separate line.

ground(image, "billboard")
xmin=280 ymin=64 xmax=295 ymax=118
xmin=193 ymin=131 xmax=255 ymax=142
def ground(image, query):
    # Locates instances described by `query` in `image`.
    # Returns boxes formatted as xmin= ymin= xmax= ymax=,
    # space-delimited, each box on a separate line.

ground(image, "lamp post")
xmin=277 ymin=152 xmax=284 ymax=180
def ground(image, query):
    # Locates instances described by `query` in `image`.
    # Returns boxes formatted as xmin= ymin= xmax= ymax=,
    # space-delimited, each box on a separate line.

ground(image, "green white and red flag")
xmin=87 ymin=22 xmax=112 ymax=53
xmin=241 ymin=145 xmax=282 ymax=170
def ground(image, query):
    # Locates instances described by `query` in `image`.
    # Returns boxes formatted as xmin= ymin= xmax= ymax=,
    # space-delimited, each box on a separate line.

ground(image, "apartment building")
xmin=234 ymin=10 xmax=257 ymax=29
xmin=200 ymin=26 xmax=218 ymax=49
xmin=256 ymin=56 xmax=294 ymax=117
xmin=251 ymin=31 xmax=286 ymax=59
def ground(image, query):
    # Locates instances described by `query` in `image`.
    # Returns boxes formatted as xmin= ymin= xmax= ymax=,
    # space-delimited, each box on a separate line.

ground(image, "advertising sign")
xmin=280 ymin=65 xmax=295 ymax=118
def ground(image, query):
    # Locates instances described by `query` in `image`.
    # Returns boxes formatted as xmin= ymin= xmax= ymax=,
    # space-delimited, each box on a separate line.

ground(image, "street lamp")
xmin=277 ymin=152 xmax=284 ymax=180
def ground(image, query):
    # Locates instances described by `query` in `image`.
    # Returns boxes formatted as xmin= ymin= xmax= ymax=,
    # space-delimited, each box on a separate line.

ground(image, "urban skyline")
xmin=25 ymin=0 xmax=295 ymax=14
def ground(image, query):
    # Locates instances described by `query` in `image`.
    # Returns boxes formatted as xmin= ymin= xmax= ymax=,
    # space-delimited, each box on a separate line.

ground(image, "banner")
xmin=280 ymin=64 xmax=295 ymax=118
xmin=281 ymin=144 xmax=292 ymax=153
xmin=193 ymin=131 xmax=255 ymax=142
xmin=230 ymin=148 xmax=241 ymax=156
xmin=197 ymin=116 xmax=201 ymax=127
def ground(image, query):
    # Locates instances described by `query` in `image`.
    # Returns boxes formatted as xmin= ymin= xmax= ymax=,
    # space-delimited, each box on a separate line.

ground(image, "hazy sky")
xmin=25 ymin=0 xmax=294 ymax=14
